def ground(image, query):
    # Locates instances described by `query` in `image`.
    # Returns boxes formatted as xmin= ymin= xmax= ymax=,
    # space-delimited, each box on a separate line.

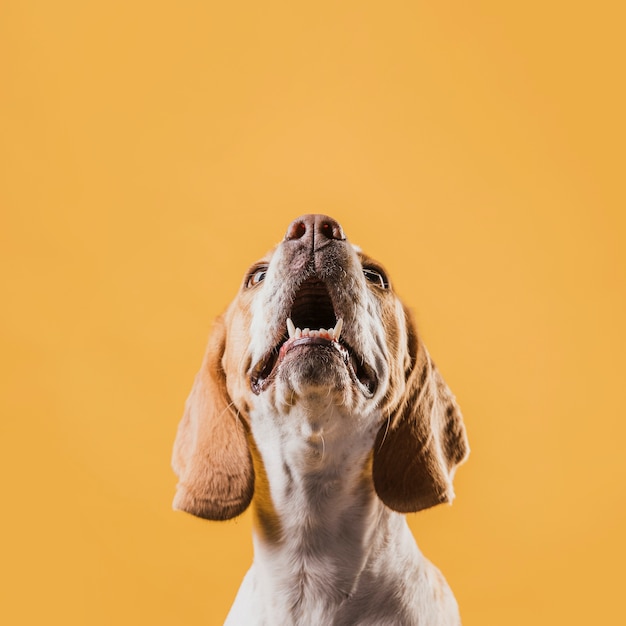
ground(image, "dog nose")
xmin=284 ymin=214 xmax=346 ymax=245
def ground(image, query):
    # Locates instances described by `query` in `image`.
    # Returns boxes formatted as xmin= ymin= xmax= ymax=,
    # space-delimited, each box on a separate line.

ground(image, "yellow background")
xmin=2 ymin=1 xmax=624 ymax=624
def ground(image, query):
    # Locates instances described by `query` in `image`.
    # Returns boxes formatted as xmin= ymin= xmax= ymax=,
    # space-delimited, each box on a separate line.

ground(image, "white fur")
xmin=173 ymin=215 xmax=467 ymax=625
xmin=222 ymin=217 xmax=462 ymax=625
xmin=226 ymin=397 xmax=460 ymax=625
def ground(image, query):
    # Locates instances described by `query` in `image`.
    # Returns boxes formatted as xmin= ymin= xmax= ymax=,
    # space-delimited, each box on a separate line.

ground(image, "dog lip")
xmin=280 ymin=335 xmax=338 ymax=355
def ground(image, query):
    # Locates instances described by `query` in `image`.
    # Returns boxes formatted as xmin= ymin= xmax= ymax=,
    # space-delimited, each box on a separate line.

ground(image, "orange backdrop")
xmin=2 ymin=2 xmax=625 ymax=625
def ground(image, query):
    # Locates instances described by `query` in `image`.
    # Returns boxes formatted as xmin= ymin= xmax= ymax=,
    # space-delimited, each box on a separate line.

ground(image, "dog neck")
xmin=247 ymin=399 xmax=416 ymax=618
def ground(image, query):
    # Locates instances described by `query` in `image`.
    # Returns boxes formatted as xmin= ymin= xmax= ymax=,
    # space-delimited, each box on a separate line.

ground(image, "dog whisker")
xmin=377 ymin=413 xmax=392 ymax=451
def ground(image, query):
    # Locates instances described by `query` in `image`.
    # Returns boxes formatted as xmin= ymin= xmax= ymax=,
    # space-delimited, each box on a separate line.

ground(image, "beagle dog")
xmin=172 ymin=214 xmax=469 ymax=625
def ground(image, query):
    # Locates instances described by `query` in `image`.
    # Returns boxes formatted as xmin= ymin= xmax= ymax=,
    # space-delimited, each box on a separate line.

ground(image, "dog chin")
xmin=276 ymin=348 xmax=353 ymax=399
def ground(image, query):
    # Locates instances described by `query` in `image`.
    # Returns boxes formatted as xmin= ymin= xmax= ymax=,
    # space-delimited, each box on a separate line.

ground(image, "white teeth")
xmin=333 ymin=318 xmax=343 ymax=341
xmin=285 ymin=317 xmax=344 ymax=342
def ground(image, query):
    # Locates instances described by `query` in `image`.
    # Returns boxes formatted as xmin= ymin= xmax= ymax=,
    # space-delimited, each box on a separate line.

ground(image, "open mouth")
xmin=250 ymin=278 xmax=377 ymax=396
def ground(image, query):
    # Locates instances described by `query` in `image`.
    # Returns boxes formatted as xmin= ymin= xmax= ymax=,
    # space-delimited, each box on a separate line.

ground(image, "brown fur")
xmin=172 ymin=315 xmax=254 ymax=520
xmin=172 ymin=258 xmax=468 ymax=520
xmin=373 ymin=306 xmax=468 ymax=512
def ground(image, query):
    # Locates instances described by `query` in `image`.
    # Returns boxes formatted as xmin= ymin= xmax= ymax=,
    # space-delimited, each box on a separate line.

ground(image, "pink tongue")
xmin=279 ymin=334 xmax=335 ymax=359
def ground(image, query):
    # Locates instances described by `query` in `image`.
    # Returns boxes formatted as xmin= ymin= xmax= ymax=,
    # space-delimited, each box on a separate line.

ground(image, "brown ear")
xmin=373 ymin=309 xmax=469 ymax=513
xmin=172 ymin=315 xmax=254 ymax=520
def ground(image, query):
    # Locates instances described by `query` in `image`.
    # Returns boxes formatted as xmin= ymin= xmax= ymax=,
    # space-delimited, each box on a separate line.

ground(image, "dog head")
xmin=172 ymin=214 xmax=469 ymax=520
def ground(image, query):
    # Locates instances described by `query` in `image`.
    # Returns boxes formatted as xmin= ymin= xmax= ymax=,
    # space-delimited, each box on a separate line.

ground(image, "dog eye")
xmin=246 ymin=266 xmax=268 ymax=288
xmin=363 ymin=267 xmax=389 ymax=289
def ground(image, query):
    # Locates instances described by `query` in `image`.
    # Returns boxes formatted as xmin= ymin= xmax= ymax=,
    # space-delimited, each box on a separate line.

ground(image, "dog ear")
xmin=373 ymin=308 xmax=469 ymax=513
xmin=172 ymin=315 xmax=254 ymax=520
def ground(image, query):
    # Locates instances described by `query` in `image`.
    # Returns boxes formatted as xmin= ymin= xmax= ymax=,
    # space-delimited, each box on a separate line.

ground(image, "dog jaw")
xmin=244 ymin=241 xmax=388 ymax=413
xmin=220 ymin=222 xmax=415 ymax=432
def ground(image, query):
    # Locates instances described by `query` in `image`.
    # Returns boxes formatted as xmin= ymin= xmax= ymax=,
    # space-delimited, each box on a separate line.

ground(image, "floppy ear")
xmin=373 ymin=308 xmax=469 ymax=513
xmin=172 ymin=315 xmax=254 ymax=520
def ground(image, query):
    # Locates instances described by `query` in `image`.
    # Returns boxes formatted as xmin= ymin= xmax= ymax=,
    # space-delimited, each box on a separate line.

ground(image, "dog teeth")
xmin=333 ymin=318 xmax=343 ymax=341
xmin=285 ymin=317 xmax=344 ymax=342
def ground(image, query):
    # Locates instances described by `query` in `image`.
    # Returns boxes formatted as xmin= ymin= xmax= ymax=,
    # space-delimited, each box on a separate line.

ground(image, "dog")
xmin=172 ymin=214 xmax=469 ymax=625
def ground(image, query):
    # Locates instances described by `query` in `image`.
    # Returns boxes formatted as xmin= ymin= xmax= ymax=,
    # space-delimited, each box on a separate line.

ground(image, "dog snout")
xmin=284 ymin=214 xmax=346 ymax=250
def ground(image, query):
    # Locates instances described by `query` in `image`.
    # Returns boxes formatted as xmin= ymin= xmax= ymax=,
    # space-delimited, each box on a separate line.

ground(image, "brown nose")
xmin=284 ymin=214 xmax=346 ymax=246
